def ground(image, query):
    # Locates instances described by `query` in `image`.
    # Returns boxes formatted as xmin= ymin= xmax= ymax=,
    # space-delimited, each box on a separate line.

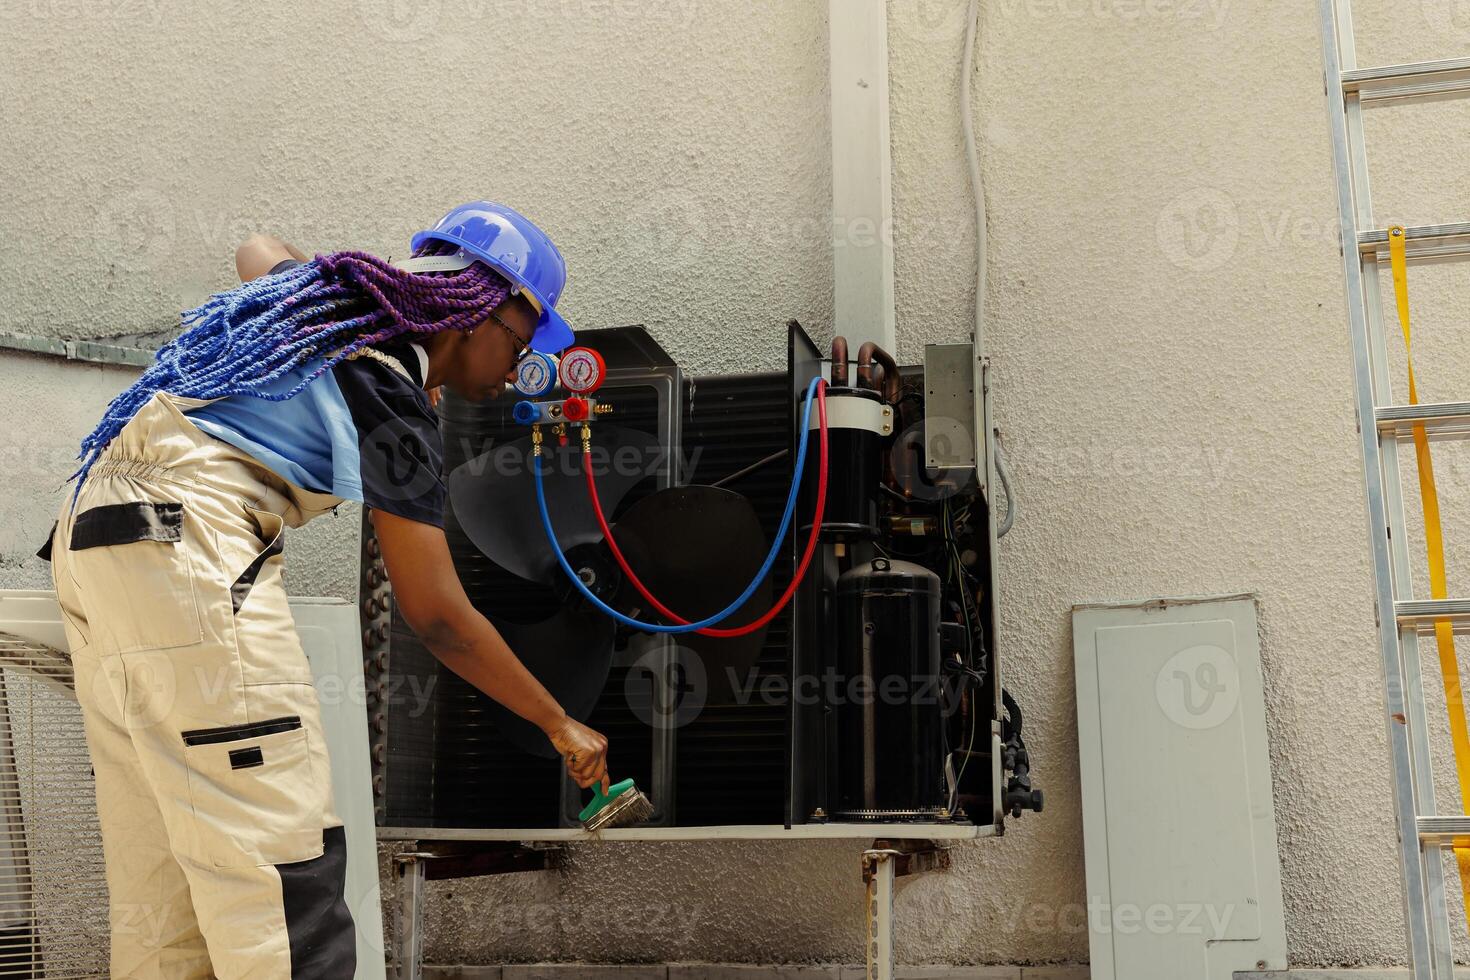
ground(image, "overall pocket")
xmin=232 ymin=506 xmax=285 ymax=614
xmin=180 ymin=714 xmax=326 ymax=867
xmin=68 ymin=500 xmax=203 ymax=653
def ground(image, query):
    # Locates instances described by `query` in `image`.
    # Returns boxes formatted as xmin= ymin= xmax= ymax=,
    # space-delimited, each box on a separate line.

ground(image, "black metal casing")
xmin=830 ymin=559 xmax=947 ymax=821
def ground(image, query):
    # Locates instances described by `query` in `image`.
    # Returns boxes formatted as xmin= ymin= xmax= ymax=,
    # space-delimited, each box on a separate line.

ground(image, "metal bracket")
xmin=391 ymin=842 xmax=567 ymax=980
xmin=860 ymin=840 xmax=953 ymax=980
xmin=860 ymin=838 xmax=953 ymax=883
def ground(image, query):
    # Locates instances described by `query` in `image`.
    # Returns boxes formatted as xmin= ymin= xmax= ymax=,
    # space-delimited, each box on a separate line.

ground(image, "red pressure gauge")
xmin=558 ymin=346 xmax=606 ymax=394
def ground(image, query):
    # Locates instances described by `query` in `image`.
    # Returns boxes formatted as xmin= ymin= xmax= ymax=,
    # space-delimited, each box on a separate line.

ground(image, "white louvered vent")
xmin=0 ymin=631 xmax=106 ymax=978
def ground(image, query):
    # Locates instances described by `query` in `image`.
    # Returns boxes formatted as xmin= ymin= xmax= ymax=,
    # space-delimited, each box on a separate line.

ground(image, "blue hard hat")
xmin=412 ymin=201 xmax=574 ymax=354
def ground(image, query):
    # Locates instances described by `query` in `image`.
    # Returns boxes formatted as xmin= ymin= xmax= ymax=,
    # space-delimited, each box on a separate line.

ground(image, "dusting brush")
xmin=579 ymin=777 xmax=654 ymax=831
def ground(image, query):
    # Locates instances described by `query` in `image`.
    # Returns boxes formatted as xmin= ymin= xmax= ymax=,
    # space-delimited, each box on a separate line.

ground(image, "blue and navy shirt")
xmin=181 ymin=259 xmax=447 ymax=527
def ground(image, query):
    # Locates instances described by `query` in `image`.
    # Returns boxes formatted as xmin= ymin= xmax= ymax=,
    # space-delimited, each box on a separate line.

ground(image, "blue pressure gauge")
xmin=513 ymin=351 xmax=559 ymax=397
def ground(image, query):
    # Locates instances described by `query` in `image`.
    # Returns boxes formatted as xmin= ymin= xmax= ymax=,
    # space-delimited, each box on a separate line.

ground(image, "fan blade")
xmin=612 ymin=485 xmax=773 ymax=700
xmin=477 ymin=606 xmax=617 ymax=758
xmin=447 ymin=424 xmax=660 ymax=585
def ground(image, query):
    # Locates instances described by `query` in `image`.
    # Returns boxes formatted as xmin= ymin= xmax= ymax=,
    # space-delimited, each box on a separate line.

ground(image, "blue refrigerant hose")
xmin=534 ymin=375 xmax=823 ymax=633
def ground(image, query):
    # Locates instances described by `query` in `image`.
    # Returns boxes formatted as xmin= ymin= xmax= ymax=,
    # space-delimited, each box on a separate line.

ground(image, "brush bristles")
xmin=584 ymin=788 xmax=654 ymax=831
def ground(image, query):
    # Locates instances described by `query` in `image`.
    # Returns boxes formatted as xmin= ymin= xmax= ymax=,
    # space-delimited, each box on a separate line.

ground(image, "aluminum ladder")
xmin=1319 ymin=1 xmax=1470 ymax=974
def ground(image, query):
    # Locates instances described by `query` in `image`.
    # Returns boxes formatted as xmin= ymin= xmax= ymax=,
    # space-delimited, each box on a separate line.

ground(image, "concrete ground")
xmin=421 ymin=967 xmax=1470 ymax=979
xmin=422 ymin=968 xmax=1088 ymax=979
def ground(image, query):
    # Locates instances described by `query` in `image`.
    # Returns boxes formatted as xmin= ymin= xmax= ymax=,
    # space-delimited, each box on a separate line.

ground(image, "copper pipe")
xmin=830 ymin=336 xmax=849 ymax=387
xmin=856 ymin=342 xmax=901 ymax=403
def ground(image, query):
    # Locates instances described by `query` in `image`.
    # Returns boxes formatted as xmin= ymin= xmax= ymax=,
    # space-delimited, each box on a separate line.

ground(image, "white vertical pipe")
xmin=864 ymin=848 xmax=897 ymax=979
xmin=829 ymin=0 xmax=897 ymax=353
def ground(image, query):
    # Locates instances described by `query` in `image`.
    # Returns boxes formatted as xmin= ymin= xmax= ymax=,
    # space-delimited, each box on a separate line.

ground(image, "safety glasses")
xmin=488 ymin=310 xmax=532 ymax=363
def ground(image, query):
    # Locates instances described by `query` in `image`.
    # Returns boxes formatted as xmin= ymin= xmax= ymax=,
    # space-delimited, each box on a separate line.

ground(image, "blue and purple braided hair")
xmin=70 ymin=240 xmax=511 ymax=497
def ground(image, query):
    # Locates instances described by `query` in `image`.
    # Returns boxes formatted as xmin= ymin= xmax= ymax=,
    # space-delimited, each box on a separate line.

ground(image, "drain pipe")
xmin=828 ymin=0 xmax=896 ymax=355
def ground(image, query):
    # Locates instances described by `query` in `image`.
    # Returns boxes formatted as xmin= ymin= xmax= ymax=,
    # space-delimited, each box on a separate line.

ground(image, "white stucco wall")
xmin=3 ymin=0 xmax=1469 ymax=969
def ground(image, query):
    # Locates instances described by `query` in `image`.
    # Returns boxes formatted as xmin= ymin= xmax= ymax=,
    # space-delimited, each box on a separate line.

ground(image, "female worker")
xmin=38 ymin=201 xmax=609 ymax=978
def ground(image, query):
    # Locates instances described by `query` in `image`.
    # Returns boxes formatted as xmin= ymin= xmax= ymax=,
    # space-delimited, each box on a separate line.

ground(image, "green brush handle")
xmin=578 ymin=777 xmax=637 ymax=823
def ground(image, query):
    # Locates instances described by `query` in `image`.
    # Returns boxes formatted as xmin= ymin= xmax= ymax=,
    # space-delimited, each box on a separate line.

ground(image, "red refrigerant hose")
xmin=582 ymin=380 xmax=829 ymax=638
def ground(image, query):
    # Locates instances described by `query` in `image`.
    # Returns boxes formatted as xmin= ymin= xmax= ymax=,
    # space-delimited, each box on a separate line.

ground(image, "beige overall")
xmin=43 ymin=366 xmax=396 ymax=978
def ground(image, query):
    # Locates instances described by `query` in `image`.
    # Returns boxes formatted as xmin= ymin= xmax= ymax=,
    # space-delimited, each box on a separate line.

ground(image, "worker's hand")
xmin=427 ymin=385 xmax=444 ymax=409
xmin=546 ymin=717 xmax=610 ymax=792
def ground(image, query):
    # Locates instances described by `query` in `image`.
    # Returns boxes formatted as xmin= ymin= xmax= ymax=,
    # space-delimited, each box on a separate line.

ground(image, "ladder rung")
xmin=1342 ymin=56 xmax=1470 ymax=104
xmin=1358 ymin=222 xmax=1470 ymax=262
xmin=1417 ymin=816 xmax=1470 ymax=847
xmin=1396 ymin=599 xmax=1470 ymax=633
xmin=1377 ymin=402 xmax=1470 ymax=440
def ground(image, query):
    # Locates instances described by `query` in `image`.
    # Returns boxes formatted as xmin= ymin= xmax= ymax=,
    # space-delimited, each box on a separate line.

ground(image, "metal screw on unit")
xmin=373 ymin=744 xmax=386 ymax=764
xmin=373 ymin=714 xmax=388 ymax=734
xmin=372 ymin=775 xmax=385 ymax=795
xmin=374 ymin=650 xmax=389 ymax=671
xmin=367 ymin=538 xmax=380 ymax=558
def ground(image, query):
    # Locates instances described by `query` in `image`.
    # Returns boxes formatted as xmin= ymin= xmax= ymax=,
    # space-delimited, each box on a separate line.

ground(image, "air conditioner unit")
xmin=0 ymin=591 xmax=386 ymax=979
xmin=363 ymin=321 xmax=1039 ymax=843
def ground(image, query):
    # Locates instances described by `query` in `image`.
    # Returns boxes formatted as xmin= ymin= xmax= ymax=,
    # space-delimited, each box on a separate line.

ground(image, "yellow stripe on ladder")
xmin=1388 ymin=224 xmax=1470 ymax=926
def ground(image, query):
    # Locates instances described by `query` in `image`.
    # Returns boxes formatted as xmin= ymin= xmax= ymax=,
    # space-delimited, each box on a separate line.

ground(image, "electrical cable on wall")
xmin=995 ymin=433 xmax=1016 ymax=538
xmin=962 ymin=0 xmax=1020 ymax=541
xmin=962 ymin=0 xmax=986 ymax=352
